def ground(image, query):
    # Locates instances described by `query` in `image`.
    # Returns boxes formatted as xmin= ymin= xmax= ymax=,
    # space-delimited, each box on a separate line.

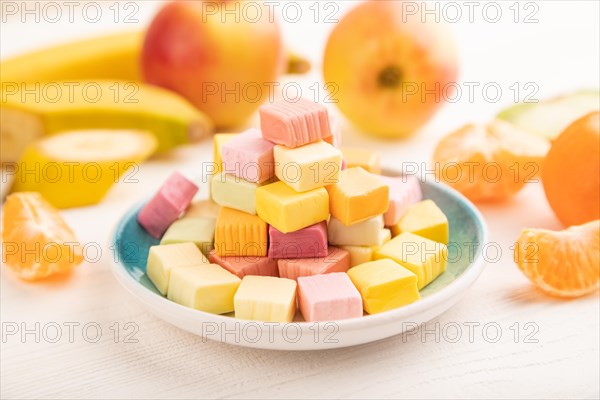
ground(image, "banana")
xmin=1 ymin=80 xmax=214 ymax=162
xmin=1 ymin=31 xmax=143 ymax=83
xmin=1 ymin=30 xmax=310 ymax=83
xmin=10 ymin=129 xmax=157 ymax=208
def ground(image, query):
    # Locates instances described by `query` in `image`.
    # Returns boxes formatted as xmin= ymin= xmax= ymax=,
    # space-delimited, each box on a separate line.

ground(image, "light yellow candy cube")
xmin=347 ymin=259 xmax=420 ymax=314
xmin=234 ymin=276 xmax=297 ymax=322
xmin=339 ymin=245 xmax=374 ymax=267
xmin=375 ymin=232 xmax=448 ymax=290
xmin=328 ymin=215 xmax=385 ymax=246
xmin=391 ymin=200 xmax=449 ymax=244
xmin=146 ymin=243 xmax=209 ymax=295
xmin=167 ymin=264 xmax=241 ymax=314
xmin=210 ymin=172 xmax=270 ymax=215
xmin=183 ymin=199 xmax=220 ymax=220
xmin=274 ymin=141 xmax=342 ymax=192
xmin=160 ymin=217 xmax=216 ymax=257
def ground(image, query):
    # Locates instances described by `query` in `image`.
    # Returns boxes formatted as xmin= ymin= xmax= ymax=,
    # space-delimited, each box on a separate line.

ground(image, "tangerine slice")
xmin=433 ymin=120 xmax=550 ymax=202
xmin=1 ymin=192 xmax=83 ymax=280
xmin=514 ymin=220 xmax=599 ymax=298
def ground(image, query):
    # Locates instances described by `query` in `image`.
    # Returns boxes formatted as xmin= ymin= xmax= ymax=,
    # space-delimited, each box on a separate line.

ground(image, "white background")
xmin=1 ymin=1 xmax=599 ymax=398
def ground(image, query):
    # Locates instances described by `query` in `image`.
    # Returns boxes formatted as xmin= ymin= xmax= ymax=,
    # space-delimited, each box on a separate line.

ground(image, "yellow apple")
xmin=323 ymin=1 xmax=459 ymax=138
xmin=142 ymin=0 xmax=285 ymax=128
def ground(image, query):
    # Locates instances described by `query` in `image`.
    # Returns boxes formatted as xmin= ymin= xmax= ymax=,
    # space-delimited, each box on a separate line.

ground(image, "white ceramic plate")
xmin=110 ymin=175 xmax=487 ymax=350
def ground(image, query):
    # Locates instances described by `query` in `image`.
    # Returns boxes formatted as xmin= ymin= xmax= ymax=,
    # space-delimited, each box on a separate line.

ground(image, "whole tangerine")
xmin=542 ymin=112 xmax=600 ymax=226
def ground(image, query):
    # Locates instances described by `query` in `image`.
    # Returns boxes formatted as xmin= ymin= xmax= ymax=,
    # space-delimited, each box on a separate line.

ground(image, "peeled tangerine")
xmin=1 ymin=192 xmax=83 ymax=280
xmin=433 ymin=120 xmax=550 ymax=202
xmin=10 ymin=130 xmax=157 ymax=208
xmin=514 ymin=221 xmax=599 ymax=298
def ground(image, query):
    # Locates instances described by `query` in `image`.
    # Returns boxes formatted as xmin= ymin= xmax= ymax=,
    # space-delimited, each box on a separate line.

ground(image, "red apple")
xmin=323 ymin=1 xmax=459 ymax=138
xmin=142 ymin=0 xmax=285 ymax=127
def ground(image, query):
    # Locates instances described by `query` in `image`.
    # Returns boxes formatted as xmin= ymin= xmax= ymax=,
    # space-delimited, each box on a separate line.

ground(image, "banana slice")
xmin=10 ymin=130 xmax=157 ymax=208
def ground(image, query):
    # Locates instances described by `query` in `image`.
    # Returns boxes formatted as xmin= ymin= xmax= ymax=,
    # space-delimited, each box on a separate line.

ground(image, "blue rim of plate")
xmin=109 ymin=176 xmax=489 ymax=330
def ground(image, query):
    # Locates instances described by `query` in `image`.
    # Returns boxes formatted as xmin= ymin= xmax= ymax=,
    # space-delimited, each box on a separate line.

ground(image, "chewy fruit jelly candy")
xmin=274 ymin=141 xmax=342 ymax=192
xmin=234 ymin=276 xmax=297 ymax=322
xmin=326 ymin=167 xmax=388 ymax=226
xmin=277 ymin=246 xmax=350 ymax=281
xmin=297 ymin=273 xmax=363 ymax=321
xmin=259 ymin=97 xmax=331 ymax=148
xmin=268 ymin=221 xmax=328 ymax=259
xmin=348 ymin=259 xmax=420 ymax=314
xmin=138 ymin=172 xmax=198 ymax=239
xmin=391 ymin=199 xmax=448 ymax=244
xmin=256 ymin=181 xmax=329 ymax=233
xmin=375 ymin=232 xmax=448 ymax=290
xmin=167 ymin=264 xmax=241 ymax=314
xmin=221 ymin=128 xmax=275 ymax=184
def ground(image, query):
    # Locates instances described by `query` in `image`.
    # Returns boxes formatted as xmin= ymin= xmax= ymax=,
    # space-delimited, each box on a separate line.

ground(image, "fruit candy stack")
xmin=138 ymin=98 xmax=451 ymax=323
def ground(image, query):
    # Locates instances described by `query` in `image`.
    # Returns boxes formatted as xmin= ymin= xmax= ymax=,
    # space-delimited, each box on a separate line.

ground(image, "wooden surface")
xmin=1 ymin=2 xmax=599 ymax=398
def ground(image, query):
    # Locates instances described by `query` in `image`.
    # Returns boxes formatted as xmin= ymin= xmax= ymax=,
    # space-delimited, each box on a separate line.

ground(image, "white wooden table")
xmin=1 ymin=2 xmax=599 ymax=398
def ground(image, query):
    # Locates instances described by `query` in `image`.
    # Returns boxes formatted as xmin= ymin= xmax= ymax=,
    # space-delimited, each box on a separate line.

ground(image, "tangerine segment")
xmin=1 ymin=192 xmax=83 ymax=280
xmin=433 ymin=120 xmax=550 ymax=202
xmin=542 ymin=112 xmax=600 ymax=227
xmin=514 ymin=220 xmax=599 ymax=298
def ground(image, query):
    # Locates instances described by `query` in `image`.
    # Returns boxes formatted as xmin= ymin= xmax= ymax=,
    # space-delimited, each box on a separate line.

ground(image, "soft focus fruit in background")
xmin=323 ymin=0 xmax=458 ymax=138
xmin=142 ymin=0 xmax=285 ymax=128
xmin=0 ymin=31 xmax=143 ymax=82
xmin=542 ymin=112 xmax=600 ymax=226
xmin=432 ymin=120 xmax=550 ymax=202
xmin=11 ymin=130 xmax=157 ymax=209
xmin=0 ymin=80 xmax=212 ymax=163
xmin=514 ymin=221 xmax=599 ymax=298
xmin=498 ymin=90 xmax=600 ymax=140
xmin=1 ymin=192 xmax=83 ymax=280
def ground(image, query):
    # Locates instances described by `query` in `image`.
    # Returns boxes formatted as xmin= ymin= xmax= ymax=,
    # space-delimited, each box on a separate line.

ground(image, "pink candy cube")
xmin=137 ymin=172 xmax=198 ymax=238
xmin=380 ymin=175 xmax=423 ymax=227
xmin=208 ymin=250 xmax=279 ymax=279
xmin=221 ymin=128 xmax=275 ymax=183
xmin=298 ymin=273 xmax=363 ymax=321
xmin=259 ymin=97 xmax=331 ymax=148
xmin=277 ymin=246 xmax=350 ymax=281
xmin=268 ymin=221 xmax=328 ymax=259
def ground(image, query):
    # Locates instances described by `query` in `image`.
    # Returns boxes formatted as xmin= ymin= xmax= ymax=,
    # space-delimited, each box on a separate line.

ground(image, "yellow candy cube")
xmin=274 ymin=141 xmax=342 ymax=192
xmin=391 ymin=200 xmax=449 ymax=244
xmin=341 ymin=147 xmax=381 ymax=174
xmin=167 ymin=264 xmax=241 ymax=314
xmin=146 ymin=243 xmax=209 ymax=295
xmin=256 ymin=181 xmax=329 ymax=233
xmin=347 ymin=259 xmax=420 ymax=314
xmin=214 ymin=207 xmax=268 ymax=257
xmin=234 ymin=276 xmax=297 ymax=322
xmin=375 ymin=232 xmax=448 ymax=290
xmin=326 ymin=167 xmax=389 ymax=225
